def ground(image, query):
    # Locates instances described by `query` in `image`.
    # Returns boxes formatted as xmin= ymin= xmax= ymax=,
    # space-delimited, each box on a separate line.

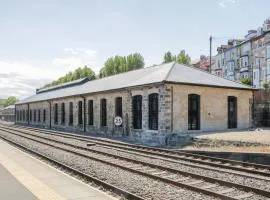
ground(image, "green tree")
xmin=163 ymin=51 xmax=176 ymax=63
xmin=4 ymin=96 xmax=18 ymax=107
xmin=176 ymin=50 xmax=191 ymax=65
xmin=100 ymin=53 xmax=145 ymax=78
xmin=263 ymin=80 xmax=270 ymax=89
xmin=42 ymin=66 xmax=96 ymax=88
xmin=163 ymin=50 xmax=191 ymax=65
xmin=240 ymin=77 xmax=252 ymax=85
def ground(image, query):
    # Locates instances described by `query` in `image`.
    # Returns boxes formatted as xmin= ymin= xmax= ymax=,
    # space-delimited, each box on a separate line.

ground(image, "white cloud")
xmin=52 ymin=48 xmax=98 ymax=72
xmin=218 ymin=0 xmax=237 ymax=8
xmin=0 ymin=48 xmax=99 ymax=100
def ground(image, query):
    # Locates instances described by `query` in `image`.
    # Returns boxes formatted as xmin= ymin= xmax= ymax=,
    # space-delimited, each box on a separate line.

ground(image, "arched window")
xmin=132 ymin=95 xmax=142 ymax=129
xmin=54 ymin=104 xmax=58 ymax=124
xmin=30 ymin=110 xmax=32 ymax=121
xmin=34 ymin=110 xmax=36 ymax=122
xmin=38 ymin=110 xmax=41 ymax=122
xmin=78 ymin=101 xmax=83 ymax=125
xmin=100 ymin=99 xmax=107 ymax=126
xmin=228 ymin=96 xmax=237 ymax=129
xmin=88 ymin=100 xmax=94 ymax=125
xmin=69 ymin=102 xmax=73 ymax=125
xmin=188 ymin=94 xmax=200 ymax=130
xmin=149 ymin=93 xmax=159 ymax=130
xmin=43 ymin=109 xmax=46 ymax=122
xmin=61 ymin=103 xmax=65 ymax=124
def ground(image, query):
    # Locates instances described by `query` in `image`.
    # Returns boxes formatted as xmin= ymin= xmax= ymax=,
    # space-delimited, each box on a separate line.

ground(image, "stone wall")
xmin=15 ymin=83 xmax=253 ymax=146
xmin=169 ymin=84 xmax=253 ymax=133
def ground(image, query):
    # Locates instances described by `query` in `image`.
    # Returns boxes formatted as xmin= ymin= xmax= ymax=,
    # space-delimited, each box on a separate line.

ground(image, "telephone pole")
xmin=209 ymin=36 xmax=212 ymax=73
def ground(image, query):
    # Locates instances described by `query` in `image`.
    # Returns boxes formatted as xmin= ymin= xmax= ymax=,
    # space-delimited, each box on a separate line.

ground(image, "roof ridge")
xmin=174 ymin=63 xmax=254 ymax=88
xmin=164 ymin=62 xmax=177 ymax=81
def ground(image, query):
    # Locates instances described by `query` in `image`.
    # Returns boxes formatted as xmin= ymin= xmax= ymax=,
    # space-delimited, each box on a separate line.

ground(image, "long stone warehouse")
xmin=15 ymin=62 xmax=254 ymax=145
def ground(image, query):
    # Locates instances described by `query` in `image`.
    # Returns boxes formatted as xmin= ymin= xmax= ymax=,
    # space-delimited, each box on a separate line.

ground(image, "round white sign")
xmin=114 ymin=116 xmax=122 ymax=126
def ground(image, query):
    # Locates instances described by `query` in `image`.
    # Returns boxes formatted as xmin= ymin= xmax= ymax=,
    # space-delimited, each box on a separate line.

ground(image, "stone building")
xmin=0 ymin=104 xmax=15 ymax=122
xmin=15 ymin=62 xmax=254 ymax=145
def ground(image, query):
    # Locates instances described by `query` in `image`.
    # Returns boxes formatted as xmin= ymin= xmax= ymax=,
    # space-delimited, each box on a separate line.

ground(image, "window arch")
xmin=148 ymin=93 xmax=159 ymax=130
xmin=100 ymin=99 xmax=107 ymax=126
xmin=34 ymin=110 xmax=36 ymax=122
xmin=54 ymin=104 xmax=58 ymax=124
xmin=69 ymin=102 xmax=73 ymax=125
xmin=132 ymin=95 xmax=142 ymax=129
xmin=88 ymin=100 xmax=94 ymax=125
xmin=228 ymin=96 xmax=237 ymax=129
xmin=61 ymin=103 xmax=65 ymax=124
xmin=188 ymin=94 xmax=200 ymax=130
xmin=38 ymin=109 xmax=41 ymax=122
xmin=78 ymin=101 xmax=83 ymax=125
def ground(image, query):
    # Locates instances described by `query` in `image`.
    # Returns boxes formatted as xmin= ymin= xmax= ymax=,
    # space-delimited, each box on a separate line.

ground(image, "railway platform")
xmin=0 ymin=139 xmax=116 ymax=200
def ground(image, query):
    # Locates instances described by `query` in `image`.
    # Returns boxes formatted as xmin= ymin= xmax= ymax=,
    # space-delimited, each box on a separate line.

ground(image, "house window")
xmin=54 ymin=104 xmax=58 ymax=124
xmin=267 ymin=60 xmax=270 ymax=75
xmin=254 ymin=72 xmax=256 ymax=80
xmin=149 ymin=93 xmax=159 ymax=130
xmin=267 ymin=46 xmax=270 ymax=58
xmin=43 ymin=109 xmax=46 ymax=122
xmin=38 ymin=110 xmax=40 ymax=122
xmin=88 ymin=100 xmax=94 ymax=125
xmin=188 ymin=94 xmax=200 ymax=130
xmin=34 ymin=110 xmax=36 ymax=122
xmin=78 ymin=101 xmax=83 ymax=125
xmin=100 ymin=99 xmax=107 ymax=126
xmin=30 ymin=110 xmax=32 ymax=121
xmin=69 ymin=102 xmax=73 ymax=125
xmin=132 ymin=95 xmax=142 ymax=129
xmin=61 ymin=103 xmax=65 ymax=124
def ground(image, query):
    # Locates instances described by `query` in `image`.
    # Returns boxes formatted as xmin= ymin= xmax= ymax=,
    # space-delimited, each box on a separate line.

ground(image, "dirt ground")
xmin=194 ymin=129 xmax=270 ymax=144
xmin=185 ymin=129 xmax=270 ymax=153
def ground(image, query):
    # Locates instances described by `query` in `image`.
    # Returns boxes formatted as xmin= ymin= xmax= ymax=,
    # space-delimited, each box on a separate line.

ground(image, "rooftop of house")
xmin=17 ymin=62 xmax=254 ymax=104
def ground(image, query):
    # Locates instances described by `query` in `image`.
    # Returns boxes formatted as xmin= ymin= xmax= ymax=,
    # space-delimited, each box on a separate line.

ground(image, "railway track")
xmin=8 ymin=124 xmax=270 ymax=178
xmin=1 ymin=125 xmax=270 ymax=199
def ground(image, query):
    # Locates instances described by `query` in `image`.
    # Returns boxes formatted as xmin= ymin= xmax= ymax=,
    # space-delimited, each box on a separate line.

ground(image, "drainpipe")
xmin=27 ymin=104 xmax=30 ymax=125
xmin=171 ymin=86 xmax=174 ymax=132
xmin=48 ymin=101 xmax=52 ymax=129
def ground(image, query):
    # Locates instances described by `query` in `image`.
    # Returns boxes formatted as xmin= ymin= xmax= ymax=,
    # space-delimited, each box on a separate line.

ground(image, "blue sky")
xmin=0 ymin=0 xmax=270 ymax=99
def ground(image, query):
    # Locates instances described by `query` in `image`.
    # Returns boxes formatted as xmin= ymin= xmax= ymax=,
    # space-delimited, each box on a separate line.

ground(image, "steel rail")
xmin=7 ymin=124 xmax=270 ymax=177
xmin=1 ymin=127 xmax=270 ymax=199
xmin=0 ymin=135 xmax=145 ymax=200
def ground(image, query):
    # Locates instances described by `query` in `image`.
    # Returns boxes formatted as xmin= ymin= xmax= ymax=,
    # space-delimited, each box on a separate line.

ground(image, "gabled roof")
xmin=17 ymin=62 xmax=254 ymax=104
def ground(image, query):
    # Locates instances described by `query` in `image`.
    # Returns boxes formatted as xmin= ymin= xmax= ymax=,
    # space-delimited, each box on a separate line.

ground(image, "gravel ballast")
xmin=0 ymin=131 xmax=218 ymax=200
xmin=6 ymin=128 xmax=270 ymax=192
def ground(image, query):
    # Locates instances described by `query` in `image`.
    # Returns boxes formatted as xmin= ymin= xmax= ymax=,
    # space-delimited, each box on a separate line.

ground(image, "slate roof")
xmin=36 ymin=77 xmax=90 ymax=94
xmin=17 ymin=62 xmax=254 ymax=104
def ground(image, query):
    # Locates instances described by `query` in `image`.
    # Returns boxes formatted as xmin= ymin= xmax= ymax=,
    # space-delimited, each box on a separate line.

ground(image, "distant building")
xmin=212 ymin=17 xmax=270 ymax=88
xmin=192 ymin=55 xmax=214 ymax=72
xmin=0 ymin=104 xmax=15 ymax=122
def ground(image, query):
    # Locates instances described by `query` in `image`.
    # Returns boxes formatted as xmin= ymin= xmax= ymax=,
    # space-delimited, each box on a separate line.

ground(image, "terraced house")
xmin=213 ymin=18 xmax=270 ymax=88
xmin=15 ymin=62 xmax=254 ymax=145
